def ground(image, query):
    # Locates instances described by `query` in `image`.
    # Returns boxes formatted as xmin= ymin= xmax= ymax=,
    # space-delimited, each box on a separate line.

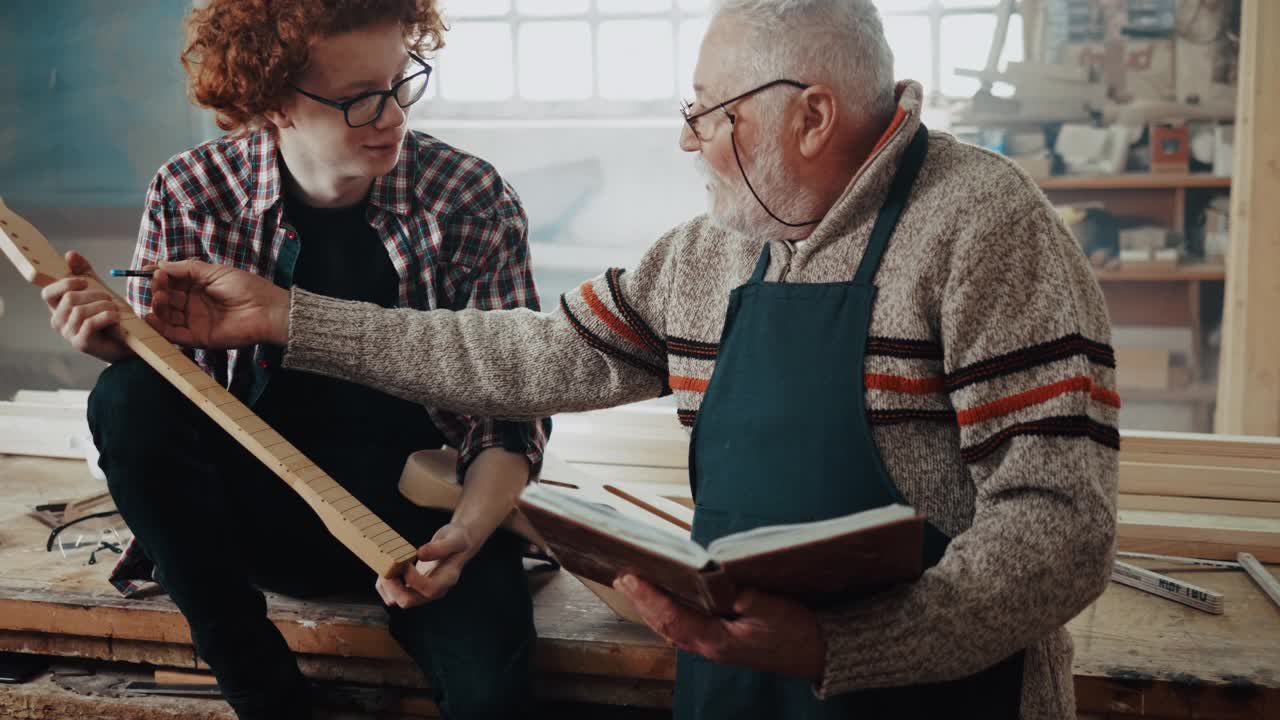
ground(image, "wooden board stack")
xmin=0 ymin=389 xmax=93 ymax=459
xmin=1118 ymin=431 xmax=1280 ymax=562
xmin=0 ymin=196 xmax=417 ymax=578
xmin=548 ymin=413 xmax=1280 ymax=565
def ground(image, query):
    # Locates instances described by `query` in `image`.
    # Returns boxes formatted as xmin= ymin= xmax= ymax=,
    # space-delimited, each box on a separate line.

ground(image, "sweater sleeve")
xmin=814 ymin=203 xmax=1120 ymax=695
xmin=282 ymin=222 xmax=686 ymax=418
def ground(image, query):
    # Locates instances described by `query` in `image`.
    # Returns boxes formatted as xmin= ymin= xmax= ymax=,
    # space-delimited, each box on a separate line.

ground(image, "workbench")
xmin=0 ymin=455 xmax=1276 ymax=719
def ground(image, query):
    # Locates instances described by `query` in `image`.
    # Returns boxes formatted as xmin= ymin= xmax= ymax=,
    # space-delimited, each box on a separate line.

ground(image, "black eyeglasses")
xmin=679 ymin=79 xmax=810 ymax=142
xmin=291 ymin=52 xmax=433 ymax=128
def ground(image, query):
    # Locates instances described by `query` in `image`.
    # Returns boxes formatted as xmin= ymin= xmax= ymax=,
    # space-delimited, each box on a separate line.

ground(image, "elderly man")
xmin=131 ymin=0 xmax=1119 ymax=717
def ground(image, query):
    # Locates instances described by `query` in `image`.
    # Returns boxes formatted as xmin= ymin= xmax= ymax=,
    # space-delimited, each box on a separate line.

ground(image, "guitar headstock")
xmin=0 ymin=195 xmax=69 ymax=288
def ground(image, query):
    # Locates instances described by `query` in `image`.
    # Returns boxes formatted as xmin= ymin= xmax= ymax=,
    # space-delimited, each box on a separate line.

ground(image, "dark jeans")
xmin=88 ymin=358 xmax=535 ymax=720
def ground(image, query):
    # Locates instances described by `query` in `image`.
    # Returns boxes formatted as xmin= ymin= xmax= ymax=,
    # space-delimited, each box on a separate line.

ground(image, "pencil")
xmin=109 ymin=269 xmax=155 ymax=278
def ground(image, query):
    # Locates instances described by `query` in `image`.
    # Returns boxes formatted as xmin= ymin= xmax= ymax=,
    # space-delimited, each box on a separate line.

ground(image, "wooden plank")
xmin=1118 ymin=509 xmax=1280 ymax=562
xmin=1122 ymin=450 xmax=1280 ymax=472
xmin=548 ymin=430 xmax=689 ymax=468
xmin=11 ymin=389 xmax=87 ymax=405
xmin=1118 ymin=493 xmax=1280 ymax=519
xmin=0 ymin=416 xmax=88 ymax=459
xmin=570 ymin=463 xmax=690 ymax=486
xmin=1120 ymin=430 xmax=1280 ymax=461
xmin=604 ymin=482 xmax=694 ymax=531
xmin=1217 ymin=0 xmax=1280 ymax=435
xmin=1115 ymin=551 xmax=1241 ymax=569
xmin=1119 ymin=462 xmax=1280 ymax=502
xmin=153 ymin=669 xmax=216 ymax=686
xmin=0 ymin=401 xmax=85 ymax=419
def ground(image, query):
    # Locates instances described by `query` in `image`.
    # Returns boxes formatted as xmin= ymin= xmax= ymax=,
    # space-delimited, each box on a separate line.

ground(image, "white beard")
xmin=695 ymin=131 xmax=814 ymax=238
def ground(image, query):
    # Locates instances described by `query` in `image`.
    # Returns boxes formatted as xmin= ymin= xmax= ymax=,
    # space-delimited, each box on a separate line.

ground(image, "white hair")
xmin=712 ymin=0 xmax=896 ymax=129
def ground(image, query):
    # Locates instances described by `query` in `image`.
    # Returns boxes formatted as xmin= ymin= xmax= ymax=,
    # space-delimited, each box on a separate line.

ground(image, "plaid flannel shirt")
xmin=110 ymin=128 xmax=548 ymax=595
xmin=127 ymin=127 xmax=546 ymax=469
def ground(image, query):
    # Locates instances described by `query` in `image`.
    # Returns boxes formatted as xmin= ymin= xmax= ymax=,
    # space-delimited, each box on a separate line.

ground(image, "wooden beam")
xmin=1119 ymin=462 xmax=1280 ymax=502
xmin=1120 ymin=430 xmax=1280 ymax=462
xmin=1117 ymin=510 xmax=1280 ymax=562
xmin=1118 ymin=493 xmax=1280 ymax=519
xmin=1216 ymin=0 xmax=1280 ymax=435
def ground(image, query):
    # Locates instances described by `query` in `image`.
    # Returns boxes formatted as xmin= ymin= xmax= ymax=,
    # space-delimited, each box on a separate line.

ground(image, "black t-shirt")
xmin=252 ymin=188 xmax=443 ymax=456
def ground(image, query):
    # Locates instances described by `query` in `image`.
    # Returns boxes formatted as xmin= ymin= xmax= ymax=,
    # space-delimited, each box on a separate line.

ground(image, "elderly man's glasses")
xmin=679 ymin=79 xmax=810 ymax=142
xmin=680 ymin=78 xmax=821 ymax=228
xmin=291 ymin=52 xmax=433 ymax=129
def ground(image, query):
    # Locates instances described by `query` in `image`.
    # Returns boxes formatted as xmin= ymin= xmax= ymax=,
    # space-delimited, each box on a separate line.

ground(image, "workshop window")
xmin=418 ymin=0 xmax=1024 ymax=121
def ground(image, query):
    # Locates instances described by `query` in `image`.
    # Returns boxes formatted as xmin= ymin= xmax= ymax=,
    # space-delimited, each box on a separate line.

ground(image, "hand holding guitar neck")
xmin=40 ymin=251 xmax=132 ymax=363
xmin=0 ymin=195 xmax=417 ymax=578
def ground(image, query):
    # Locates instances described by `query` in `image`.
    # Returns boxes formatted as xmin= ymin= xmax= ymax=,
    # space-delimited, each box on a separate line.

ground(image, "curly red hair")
xmin=182 ymin=0 xmax=446 ymax=132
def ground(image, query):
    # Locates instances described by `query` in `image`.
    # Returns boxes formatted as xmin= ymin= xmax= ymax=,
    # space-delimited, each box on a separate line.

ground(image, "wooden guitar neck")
xmin=0 ymin=196 xmax=416 ymax=578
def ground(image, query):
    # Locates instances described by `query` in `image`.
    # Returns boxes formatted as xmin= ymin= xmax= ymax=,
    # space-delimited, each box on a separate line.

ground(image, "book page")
xmin=519 ymin=483 xmax=710 ymax=569
xmin=707 ymin=504 xmax=916 ymax=563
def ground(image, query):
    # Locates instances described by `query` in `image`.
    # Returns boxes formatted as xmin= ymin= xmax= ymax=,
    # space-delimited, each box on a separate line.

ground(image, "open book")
xmin=517 ymin=483 xmax=925 ymax=617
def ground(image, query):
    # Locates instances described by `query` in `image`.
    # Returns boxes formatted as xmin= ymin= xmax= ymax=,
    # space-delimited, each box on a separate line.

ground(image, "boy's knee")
xmin=89 ymin=357 xmax=196 ymax=448
xmin=88 ymin=357 xmax=213 ymax=471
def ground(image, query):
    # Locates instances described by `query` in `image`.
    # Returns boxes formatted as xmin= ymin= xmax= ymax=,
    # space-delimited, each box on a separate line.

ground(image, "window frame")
xmin=417 ymin=0 xmax=1018 ymax=121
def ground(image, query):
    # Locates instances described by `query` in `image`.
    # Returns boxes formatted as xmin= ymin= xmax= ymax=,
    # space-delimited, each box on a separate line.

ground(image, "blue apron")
xmin=680 ymin=126 xmax=1024 ymax=719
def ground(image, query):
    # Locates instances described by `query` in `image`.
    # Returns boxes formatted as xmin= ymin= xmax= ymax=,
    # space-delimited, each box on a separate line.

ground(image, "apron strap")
xmin=852 ymin=125 xmax=930 ymax=285
xmin=748 ymin=242 xmax=772 ymax=283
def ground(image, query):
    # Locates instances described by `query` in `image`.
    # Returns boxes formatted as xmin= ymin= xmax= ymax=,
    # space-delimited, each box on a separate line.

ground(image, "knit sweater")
xmin=284 ymin=82 xmax=1119 ymax=718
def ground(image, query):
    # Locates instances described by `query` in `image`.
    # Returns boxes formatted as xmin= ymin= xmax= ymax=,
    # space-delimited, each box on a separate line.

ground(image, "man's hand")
xmin=144 ymin=259 xmax=290 ymax=349
xmin=613 ymin=574 xmax=827 ymax=679
xmin=40 ymin=251 xmax=131 ymax=363
xmin=374 ymin=523 xmax=476 ymax=609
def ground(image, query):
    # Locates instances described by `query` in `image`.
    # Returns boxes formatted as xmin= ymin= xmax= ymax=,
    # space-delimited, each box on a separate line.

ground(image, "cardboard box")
xmin=1150 ymin=123 xmax=1191 ymax=173
xmin=1115 ymin=346 xmax=1172 ymax=390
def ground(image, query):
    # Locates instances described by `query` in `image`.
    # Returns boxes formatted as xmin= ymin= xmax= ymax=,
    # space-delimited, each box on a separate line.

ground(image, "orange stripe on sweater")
xmin=864 ymin=373 xmax=946 ymax=394
xmin=868 ymin=104 xmax=909 ymax=160
xmin=957 ymin=375 xmax=1121 ymax=426
xmin=669 ymin=375 xmax=710 ymax=393
xmin=1091 ymin=385 xmax=1122 ymax=408
xmin=580 ymin=281 xmax=651 ymax=353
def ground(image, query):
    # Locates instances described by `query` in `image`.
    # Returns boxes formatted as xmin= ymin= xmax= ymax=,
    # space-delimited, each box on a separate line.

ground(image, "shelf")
xmin=1119 ymin=383 xmax=1218 ymax=404
xmin=1036 ymin=174 xmax=1232 ymax=190
xmin=1094 ymin=264 xmax=1227 ymax=282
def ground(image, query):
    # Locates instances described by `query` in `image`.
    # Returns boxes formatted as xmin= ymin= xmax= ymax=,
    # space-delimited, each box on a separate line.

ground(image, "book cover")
xmin=518 ymin=485 xmax=924 ymax=616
